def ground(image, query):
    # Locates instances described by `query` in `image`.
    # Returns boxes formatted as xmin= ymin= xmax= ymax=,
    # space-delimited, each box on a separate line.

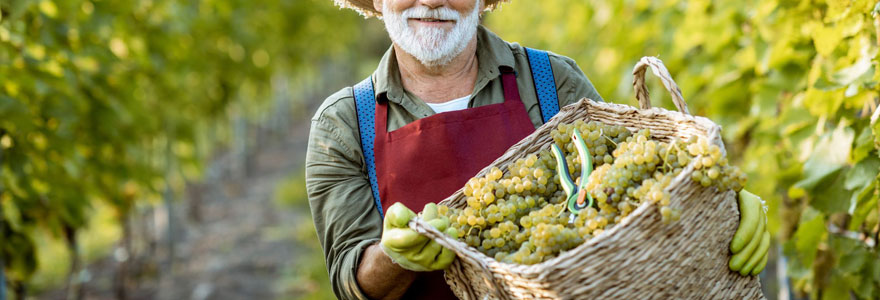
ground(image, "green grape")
xmin=691 ymin=171 xmax=703 ymax=182
xmin=482 ymin=193 xmax=496 ymax=204
xmin=707 ymin=166 xmax=720 ymax=180
xmin=700 ymin=177 xmax=711 ymax=187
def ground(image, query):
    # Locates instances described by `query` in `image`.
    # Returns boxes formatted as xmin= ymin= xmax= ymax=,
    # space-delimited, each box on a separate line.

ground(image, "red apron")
xmin=373 ymin=68 xmax=536 ymax=299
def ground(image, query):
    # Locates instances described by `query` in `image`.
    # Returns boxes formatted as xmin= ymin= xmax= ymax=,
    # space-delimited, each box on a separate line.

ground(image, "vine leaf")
xmin=829 ymin=49 xmax=874 ymax=87
xmin=855 ymin=272 xmax=876 ymax=299
xmin=804 ymin=88 xmax=846 ymax=117
xmin=845 ymin=156 xmax=880 ymax=190
xmin=852 ymin=127 xmax=875 ymax=163
xmin=794 ymin=123 xmax=854 ymax=191
xmin=848 ymin=181 xmax=877 ymax=231
xmin=873 ymin=256 xmax=880 ymax=283
xmin=872 ymin=108 xmax=880 ymax=149
xmin=792 ymin=210 xmax=826 ymax=268
xmin=812 ymin=170 xmax=853 ymax=213
xmin=812 ymin=23 xmax=842 ymax=57
xmin=832 ymin=236 xmax=869 ymax=274
xmin=822 ymin=273 xmax=852 ymax=300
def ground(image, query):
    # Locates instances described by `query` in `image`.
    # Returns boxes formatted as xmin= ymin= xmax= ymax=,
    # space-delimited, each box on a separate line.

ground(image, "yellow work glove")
xmin=729 ymin=190 xmax=770 ymax=276
xmin=380 ymin=202 xmax=456 ymax=272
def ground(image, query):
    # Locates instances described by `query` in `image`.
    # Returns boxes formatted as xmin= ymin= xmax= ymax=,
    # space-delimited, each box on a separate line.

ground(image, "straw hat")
xmin=334 ymin=0 xmax=509 ymax=18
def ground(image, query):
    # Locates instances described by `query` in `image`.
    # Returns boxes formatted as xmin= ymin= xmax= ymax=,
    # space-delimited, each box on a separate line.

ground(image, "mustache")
xmin=399 ymin=6 xmax=461 ymax=21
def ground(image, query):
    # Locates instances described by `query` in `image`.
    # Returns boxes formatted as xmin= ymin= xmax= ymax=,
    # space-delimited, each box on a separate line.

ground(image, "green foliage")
xmin=274 ymin=170 xmax=308 ymax=207
xmin=488 ymin=0 xmax=880 ymax=298
xmin=274 ymin=172 xmax=333 ymax=300
xmin=0 ymin=0 xmax=360 ymax=292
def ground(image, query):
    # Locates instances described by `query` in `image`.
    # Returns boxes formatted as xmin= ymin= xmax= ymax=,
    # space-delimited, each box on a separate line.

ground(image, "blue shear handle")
xmin=551 ymin=144 xmax=576 ymax=199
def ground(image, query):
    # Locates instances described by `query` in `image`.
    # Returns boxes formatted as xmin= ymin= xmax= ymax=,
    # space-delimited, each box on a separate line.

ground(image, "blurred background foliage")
xmin=0 ymin=0 xmax=379 ymax=298
xmin=1 ymin=0 xmax=879 ymax=299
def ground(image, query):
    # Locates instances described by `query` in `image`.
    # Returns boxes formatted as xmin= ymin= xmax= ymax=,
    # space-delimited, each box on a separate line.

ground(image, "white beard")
xmin=381 ymin=1 xmax=481 ymax=68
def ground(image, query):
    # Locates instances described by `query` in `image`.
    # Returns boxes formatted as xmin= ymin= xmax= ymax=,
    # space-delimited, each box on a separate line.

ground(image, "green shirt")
xmin=305 ymin=25 xmax=602 ymax=300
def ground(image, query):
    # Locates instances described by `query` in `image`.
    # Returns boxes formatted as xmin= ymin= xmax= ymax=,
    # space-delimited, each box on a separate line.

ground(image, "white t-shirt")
xmin=425 ymin=95 xmax=471 ymax=114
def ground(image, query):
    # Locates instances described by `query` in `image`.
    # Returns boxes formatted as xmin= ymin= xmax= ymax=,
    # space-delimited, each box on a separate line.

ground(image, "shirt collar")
xmin=371 ymin=25 xmax=516 ymax=103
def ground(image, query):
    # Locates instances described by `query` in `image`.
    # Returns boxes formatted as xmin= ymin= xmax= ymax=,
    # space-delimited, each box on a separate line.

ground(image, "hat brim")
xmin=334 ymin=0 xmax=509 ymax=18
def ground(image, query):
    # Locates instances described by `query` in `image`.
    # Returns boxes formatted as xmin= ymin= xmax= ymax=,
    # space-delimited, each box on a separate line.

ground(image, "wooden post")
xmin=156 ymin=126 xmax=176 ymax=300
xmin=114 ymin=215 xmax=130 ymax=300
xmin=64 ymin=225 xmax=83 ymax=300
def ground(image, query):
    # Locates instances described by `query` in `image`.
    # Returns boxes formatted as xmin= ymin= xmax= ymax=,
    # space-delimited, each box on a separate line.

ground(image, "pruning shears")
xmin=550 ymin=128 xmax=594 ymax=220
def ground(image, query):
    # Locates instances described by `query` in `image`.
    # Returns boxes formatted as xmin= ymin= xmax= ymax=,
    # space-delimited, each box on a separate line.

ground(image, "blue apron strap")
xmin=353 ymin=77 xmax=384 ymax=218
xmin=525 ymin=48 xmax=560 ymax=123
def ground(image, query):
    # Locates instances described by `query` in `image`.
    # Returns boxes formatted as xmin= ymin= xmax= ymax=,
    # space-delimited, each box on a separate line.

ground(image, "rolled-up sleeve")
xmin=306 ymin=99 xmax=383 ymax=300
xmin=549 ymin=53 xmax=604 ymax=107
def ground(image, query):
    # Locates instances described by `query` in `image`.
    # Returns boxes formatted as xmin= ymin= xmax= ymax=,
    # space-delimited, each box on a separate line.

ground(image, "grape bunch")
xmin=437 ymin=120 xmax=747 ymax=265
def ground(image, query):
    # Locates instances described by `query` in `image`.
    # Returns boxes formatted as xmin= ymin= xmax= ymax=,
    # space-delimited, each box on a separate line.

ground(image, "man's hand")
xmin=729 ymin=190 xmax=770 ymax=276
xmin=381 ymin=202 xmax=456 ymax=271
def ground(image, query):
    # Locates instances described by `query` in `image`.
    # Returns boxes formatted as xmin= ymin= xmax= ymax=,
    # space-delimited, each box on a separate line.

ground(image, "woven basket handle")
xmin=632 ymin=56 xmax=690 ymax=115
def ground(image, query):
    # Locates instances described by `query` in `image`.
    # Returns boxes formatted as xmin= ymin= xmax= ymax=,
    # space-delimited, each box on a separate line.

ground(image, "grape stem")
xmin=600 ymin=129 xmax=618 ymax=147
xmin=555 ymin=203 xmax=566 ymax=217
xmin=662 ymin=139 xmax=678 ymax=173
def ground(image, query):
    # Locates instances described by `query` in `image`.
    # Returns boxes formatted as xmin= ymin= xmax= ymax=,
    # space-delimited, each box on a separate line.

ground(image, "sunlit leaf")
xmin=812 ymin=23 xmax=843 ymax=57
xmin=37 ymin=0 xmax=57 ymax=18
xmin=829 ymin=46 xmax=875 ymax=86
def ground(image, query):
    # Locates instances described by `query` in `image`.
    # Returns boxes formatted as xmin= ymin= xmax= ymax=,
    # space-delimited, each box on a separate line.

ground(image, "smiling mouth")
xmin=411 ymin=18 xmax=454 ymax=23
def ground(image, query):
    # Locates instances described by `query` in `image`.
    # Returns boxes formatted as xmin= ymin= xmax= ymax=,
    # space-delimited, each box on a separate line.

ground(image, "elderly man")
xmin=306 ymin=1 xmax=768 ymax=299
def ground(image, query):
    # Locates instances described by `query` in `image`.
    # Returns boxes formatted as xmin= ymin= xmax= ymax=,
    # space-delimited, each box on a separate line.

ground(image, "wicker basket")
xmin=408 ymin=57 xmax=765 ymax=299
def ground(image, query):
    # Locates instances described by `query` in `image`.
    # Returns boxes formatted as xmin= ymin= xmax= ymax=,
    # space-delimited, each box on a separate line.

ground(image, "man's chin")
xmin=413 ymin=39 xmax=448 ymax=51
xmin=410 ymin=29 xmax=451 ymax=45
xmin=408 ymin=20 xmax=456 ymax=31
xmin=391 ymin=24 xmax=475 ymax=68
